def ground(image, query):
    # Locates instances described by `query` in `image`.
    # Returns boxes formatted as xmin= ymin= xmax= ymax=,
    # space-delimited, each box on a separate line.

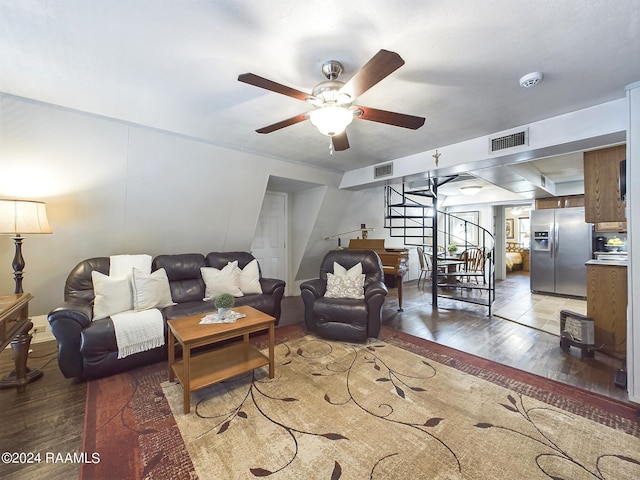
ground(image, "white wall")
xmin=291 ymin=185 xmax=398 ymax=285
xmin=341 ymin=99 xmax=627 ymax=190
xmin=0 ymin=94 xmax=360 ymax=315
xmin=626 ymin=81 xmax=640 ymax=403
xmin=446 ymin=204 xmax=494 ymax=245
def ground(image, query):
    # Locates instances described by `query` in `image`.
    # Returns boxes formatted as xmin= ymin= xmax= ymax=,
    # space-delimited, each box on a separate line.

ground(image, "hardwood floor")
xmin=378 ymin=271 xmax=628 ymax=403
xmin=280 ymin=271 xmax=629 ymax=404
xmin=0 ymin=272 xmax=631 ymax=478
xmin=0 ymin=341 xmax=85 ymax=479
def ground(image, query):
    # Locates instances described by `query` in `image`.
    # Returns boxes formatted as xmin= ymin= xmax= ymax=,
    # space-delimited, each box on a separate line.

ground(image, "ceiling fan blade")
xmin=356 ymin=106 xmax=425 ymax=130
xmin=255 ymin=113 xmax=308 ymax=134
xmin=238 ymin=73 xmax=309 ymax=102
xmin=332 ymin=131 xmax=350 ymax=151
xmin=340 ymin=49 xmax=405 ymax=99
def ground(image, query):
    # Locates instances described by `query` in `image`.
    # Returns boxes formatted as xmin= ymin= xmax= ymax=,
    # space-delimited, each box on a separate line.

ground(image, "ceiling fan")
xmin=238 ymin=49 xmax=426 ymax=152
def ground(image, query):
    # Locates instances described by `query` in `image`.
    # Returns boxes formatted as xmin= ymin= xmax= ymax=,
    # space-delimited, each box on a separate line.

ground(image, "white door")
xmin=251 ymin=192 xmax=287 ymax=289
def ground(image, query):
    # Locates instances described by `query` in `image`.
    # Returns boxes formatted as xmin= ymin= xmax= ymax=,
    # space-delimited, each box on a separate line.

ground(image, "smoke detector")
xmin=519 ymin=72 xmax=543 ymax=88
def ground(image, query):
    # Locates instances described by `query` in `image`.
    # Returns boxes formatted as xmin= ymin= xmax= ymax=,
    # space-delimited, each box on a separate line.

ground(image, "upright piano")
xmin=347 ymin=239 xmax=409 ymax=311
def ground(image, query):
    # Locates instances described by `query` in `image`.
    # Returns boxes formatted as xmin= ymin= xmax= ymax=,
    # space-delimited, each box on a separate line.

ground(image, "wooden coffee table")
xmin=167 ymin=305 xmax=275 ymax=414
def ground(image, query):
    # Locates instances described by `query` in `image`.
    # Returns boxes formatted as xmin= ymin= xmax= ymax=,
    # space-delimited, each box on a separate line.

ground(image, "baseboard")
xmin=30 ymin=314 xmax=55 ymax=344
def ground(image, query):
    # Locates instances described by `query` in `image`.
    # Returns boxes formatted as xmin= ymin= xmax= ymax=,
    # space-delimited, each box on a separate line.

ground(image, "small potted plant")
xmin=447 ymin=244 xmax=458 ymax=255
xmin=214 ymin=293 xmax=235 ymax=320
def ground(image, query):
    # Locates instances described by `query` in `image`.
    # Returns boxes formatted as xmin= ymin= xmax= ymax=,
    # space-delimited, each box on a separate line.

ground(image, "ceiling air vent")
xmin=374 ymin=162 xmax=393 ymax=179
xmin=489 ymin=128 xmax=528 ymax=153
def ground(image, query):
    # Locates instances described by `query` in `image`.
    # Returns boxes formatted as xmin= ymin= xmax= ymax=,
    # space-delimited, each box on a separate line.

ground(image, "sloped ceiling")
xmin=1 ymin=1 xmax=639 ymax=174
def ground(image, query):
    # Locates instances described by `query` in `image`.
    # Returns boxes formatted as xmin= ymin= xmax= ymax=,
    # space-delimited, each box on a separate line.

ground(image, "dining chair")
xmin=422 ymin=247 xmax=448 ymax=283
xmin=416 ymin=247 xmax=431 ymax=287
xmin=459 ymin=247 xmax=486 ymax=284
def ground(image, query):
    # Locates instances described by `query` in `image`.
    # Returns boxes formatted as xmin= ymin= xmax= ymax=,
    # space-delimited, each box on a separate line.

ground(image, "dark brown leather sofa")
xmin=300 ymin=249 xmax=387 ymax=342
xmin=48 ymin=251 xmax=285 ymax=379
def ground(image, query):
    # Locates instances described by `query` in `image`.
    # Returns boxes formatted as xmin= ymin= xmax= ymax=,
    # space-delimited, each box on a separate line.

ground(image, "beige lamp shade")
xmin=0 ymin=199 xmax=53 ymax=235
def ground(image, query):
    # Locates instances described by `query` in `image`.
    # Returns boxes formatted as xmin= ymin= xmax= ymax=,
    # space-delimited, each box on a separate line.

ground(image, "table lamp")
xmin=0 ymin=199 xmax=52 ymax=294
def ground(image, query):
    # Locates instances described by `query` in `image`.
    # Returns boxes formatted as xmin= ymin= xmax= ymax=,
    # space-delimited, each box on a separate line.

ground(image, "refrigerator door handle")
xmin=554 ymin=221 xmax=559 ymax=258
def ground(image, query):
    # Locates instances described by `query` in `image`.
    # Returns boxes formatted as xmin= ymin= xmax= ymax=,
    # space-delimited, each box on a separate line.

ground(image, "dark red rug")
xmin=81 ymin=324 xmax=639 ymax=479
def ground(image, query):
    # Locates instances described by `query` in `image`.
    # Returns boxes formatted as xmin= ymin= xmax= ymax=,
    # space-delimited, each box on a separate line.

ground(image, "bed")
xmin=506 ymin=242 xmax=529 ymax=272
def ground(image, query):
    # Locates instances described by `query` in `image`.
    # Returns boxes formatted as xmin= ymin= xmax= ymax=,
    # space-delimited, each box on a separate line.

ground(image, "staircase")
xmin=384 ymin=183 xmax=496 ymax=315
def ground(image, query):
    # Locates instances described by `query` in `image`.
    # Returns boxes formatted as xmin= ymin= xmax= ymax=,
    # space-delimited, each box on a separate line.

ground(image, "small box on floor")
xmin=560 ymin=310 xmax=595 ymax=359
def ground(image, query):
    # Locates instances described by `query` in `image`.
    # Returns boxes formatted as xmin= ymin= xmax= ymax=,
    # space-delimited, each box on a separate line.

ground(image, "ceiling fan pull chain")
xmin=329 ymin=138 xmax=334 ymax=156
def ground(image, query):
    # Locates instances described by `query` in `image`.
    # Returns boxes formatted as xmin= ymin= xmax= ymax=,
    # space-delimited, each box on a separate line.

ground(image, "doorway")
xmin=505 ymin=205 xmax=531 ymax=276
xmin=251 ymin=192 xmax=287 ymax=291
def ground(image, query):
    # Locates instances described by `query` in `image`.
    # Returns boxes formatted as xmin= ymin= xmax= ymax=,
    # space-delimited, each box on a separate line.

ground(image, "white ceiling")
xmin=1 ymin=1 xmax=639 ymax=176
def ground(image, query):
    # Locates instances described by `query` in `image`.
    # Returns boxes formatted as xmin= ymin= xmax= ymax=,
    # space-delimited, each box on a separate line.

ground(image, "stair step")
xmin=389 ymin=235 xmax=433 ymax=238
xmin=405 ymin=190 xmax=436 ymax=197
xmin=386 ymin=223 xmax=433 ymax=227
xmin=388 ymin=233 xmax=433 ymax=236
xmin=387 ymin=202 xmax=433 ymax=207
xmin=387 ymin=232 xmax=433 ymax=235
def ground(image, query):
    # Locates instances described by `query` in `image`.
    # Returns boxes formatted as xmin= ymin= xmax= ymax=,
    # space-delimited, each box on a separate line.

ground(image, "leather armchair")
xmin=300 ymin=249 xmax=388 ymax=342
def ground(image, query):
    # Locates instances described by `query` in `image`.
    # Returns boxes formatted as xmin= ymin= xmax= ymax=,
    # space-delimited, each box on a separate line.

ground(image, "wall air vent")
xmin=489 ymin=128 xmax=528 ymax=153
xmin=374 ymin=162 xmax=393 ymax=179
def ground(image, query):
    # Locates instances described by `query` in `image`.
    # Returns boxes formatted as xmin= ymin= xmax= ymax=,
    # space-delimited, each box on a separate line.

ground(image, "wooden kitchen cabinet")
xmin=535 ymin=197 xmax=562 ymax=209
xmin=535 ymin=194 xmax=584 ymax=210
xmin=584 ymin=145 xmax=626 ymax=223
xmin=562 ymin=195 xmax=586 ymax=208
xmin=586 ymin=263 xmax=627 ymax=358
xmin=595 ymin=221 xmax=627 ymax=233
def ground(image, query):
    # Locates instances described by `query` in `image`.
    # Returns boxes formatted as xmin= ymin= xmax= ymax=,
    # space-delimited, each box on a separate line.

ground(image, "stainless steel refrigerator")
xmin=530 ymin=207 xmax=592 ymax=298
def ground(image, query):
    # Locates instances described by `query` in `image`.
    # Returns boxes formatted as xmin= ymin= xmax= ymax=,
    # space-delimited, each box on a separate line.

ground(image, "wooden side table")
xmin=0 ymin=293 xmax=44 ymax=392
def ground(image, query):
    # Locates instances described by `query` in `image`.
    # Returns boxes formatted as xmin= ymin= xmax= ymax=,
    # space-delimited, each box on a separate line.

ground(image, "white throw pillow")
xmin=238 ymin=259 xmax=263 ymax=295
xmin=132 ymin=267 xmax=175 ymax=311
xmin=324 ymin=272 xmax=365 ymax=299
xmin=109 ymin=254 xmax=152 ymax=278
xmin=91 ymin=271 xmax=134 ymax=321
xmin=201 ymin=261 xmax=244 ymax=300
xmin=333 ymin=261 xmax=363 ymax=277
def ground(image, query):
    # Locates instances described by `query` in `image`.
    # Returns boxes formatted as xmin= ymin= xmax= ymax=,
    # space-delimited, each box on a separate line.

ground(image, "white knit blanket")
xmin=107 ymin=254 xmax=161 ymax=358
xmin=111 ymin=308 xmax=165 ymax=359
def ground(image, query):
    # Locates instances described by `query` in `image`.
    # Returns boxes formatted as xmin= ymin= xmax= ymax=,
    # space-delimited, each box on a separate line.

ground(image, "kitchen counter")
xmin=586 ymin=262 xmax=627 ymax=358
xmin=586 ymin=259 xmax=628 ymax=267
xmin=594 ymin=250 xmax=627 ymax=258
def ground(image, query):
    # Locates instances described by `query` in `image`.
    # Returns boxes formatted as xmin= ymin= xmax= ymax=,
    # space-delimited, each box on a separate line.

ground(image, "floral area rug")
xmin=163 ymin=334 xmax=640 ymax=479
xmin=82 ymin=325 xmax=640 ymax=479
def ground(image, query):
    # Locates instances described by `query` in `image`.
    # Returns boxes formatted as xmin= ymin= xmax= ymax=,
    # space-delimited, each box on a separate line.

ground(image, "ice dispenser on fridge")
xmin=533 ymin=230 xmax=550 ymax=251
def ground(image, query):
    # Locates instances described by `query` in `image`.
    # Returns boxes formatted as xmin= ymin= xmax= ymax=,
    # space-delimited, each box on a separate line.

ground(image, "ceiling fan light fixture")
xmin=309 ymin=106 xmax=353 ymax=137
xmin=459 ymin=185 xmax=483 ymax=195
